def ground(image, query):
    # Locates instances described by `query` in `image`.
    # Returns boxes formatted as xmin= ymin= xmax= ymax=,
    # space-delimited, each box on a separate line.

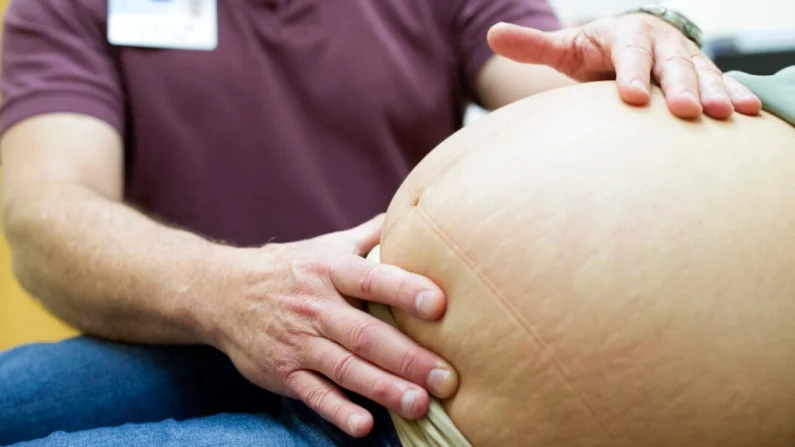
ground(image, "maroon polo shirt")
xmin=0 ymin=0 xmax=560 ymax=247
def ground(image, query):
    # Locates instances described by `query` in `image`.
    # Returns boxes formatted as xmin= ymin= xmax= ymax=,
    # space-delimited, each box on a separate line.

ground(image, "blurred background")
xmin=1 ymin=0 xmax=794 ymax=350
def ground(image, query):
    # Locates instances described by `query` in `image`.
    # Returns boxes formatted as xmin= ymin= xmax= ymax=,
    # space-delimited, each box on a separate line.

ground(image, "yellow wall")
xmin=0 ymin=214 xmax=78 ymax=350
xmin=0 ymin=0 xmax=78 ymax=350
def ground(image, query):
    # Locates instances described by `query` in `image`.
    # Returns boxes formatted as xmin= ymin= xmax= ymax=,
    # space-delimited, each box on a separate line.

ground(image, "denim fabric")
xmin=0 ymin=337 xmax=399 ymax=446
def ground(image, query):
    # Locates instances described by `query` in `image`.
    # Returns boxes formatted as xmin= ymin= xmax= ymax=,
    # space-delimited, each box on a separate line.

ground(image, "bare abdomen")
xmin=381 ymin=82 xmax=795 ymax=447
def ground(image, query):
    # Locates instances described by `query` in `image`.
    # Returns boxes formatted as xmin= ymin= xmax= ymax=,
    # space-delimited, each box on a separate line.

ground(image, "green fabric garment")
xmin=726 ymin=65 xmax=795 ymax=125
xmin=365 ymin=246 xmax=473 ymax=447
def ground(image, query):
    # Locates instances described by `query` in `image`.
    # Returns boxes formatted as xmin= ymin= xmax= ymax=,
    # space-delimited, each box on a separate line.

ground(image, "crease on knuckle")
xmin=622 ymin=44 xmax=653 ymax=61
xmin=332 ymin=352 xmax=358 ymax=386
xmin=348 ymin=321 xmax=379 ymax=357
xmin=288 ymin=294 xmax=324 ymax=320
xmin=359 ymin=264 xmax=379 ymax=296
xmin=266 ymin=345 xmax=302 ymax=380
xmin=392 ymin=275 xmax=410 ymax=307
xmin=284 ymin=370 xmax=307 ymax=395
xmin=370 ymin=376 xmax=395 ymax=404
xmin=399 ymin=350 xmax=420 ymax=379
xmin=567 ymin=29 xmax=593 ymax=71
xmin=699 ymin=65 xmax=725 ymax=79
xmin=328 ymin=257 xmax=354 ymax=289
xmin=656 ymin=55 xmax=695 ymax=84
xmin=571 ymin=30 xmax=593 ymax=64
xmin=663 ymin=54 xmax=696 ymax=69
xmin=305 ymin=384 xmax=336 ymax=414
xmin=288 ymin=259 xmax=326 ymax=294
xmin=274 ymin=353 xmax=300 ymax=376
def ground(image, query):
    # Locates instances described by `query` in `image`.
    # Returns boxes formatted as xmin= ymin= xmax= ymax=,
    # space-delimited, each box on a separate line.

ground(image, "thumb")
xmin=487 ymin=22 xmax=573 ymax=70
xmin=322 ymin=213 xmax=385 ymax=256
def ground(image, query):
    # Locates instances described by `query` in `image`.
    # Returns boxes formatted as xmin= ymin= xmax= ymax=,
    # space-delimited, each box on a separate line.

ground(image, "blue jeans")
xmin=0 ymin=337 xmax=400 ymax=446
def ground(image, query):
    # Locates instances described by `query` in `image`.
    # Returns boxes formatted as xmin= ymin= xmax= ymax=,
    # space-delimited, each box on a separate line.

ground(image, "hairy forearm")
xmin=2 ymin=181 xmax=224 ymax=345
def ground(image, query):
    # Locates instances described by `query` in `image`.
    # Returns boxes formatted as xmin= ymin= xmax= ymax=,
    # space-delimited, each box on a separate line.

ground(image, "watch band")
xmin=629 ymin=3 xmax=704 ymax=48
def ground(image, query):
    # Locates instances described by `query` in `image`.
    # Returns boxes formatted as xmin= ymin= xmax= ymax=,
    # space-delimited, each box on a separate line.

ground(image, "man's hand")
xmin=2 ymin=114 xmax=456 ymax=439
xmin=205 ymin=214 xmax=458 ymax=438
xmin=487 ymin=15 xmax=763 ymax=120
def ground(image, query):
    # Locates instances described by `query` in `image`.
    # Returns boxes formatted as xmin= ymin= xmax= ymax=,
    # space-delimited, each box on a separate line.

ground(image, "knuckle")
xmin=639 ymin=16 xmax=658 ymax=32
xmin=391 ymin=275 xmax=410 ymax=307
xmin=270 ymin=313 xmax=316 ymax=355
xmin=358 ymin=264 xmax=379 ymax=296
xmin=287 ymin=295 xmax=324 ymax=320
xmin=663 ymin=54 xmax=695 ymax=69
xmin=566 ymin=29 xmax=590 ymax=67
xmin=284 ymin=370 xmax=304 ymax=392
xmin=348 ymin=321 xmax=379 ymax=357
xmin=328 ymin=404 xmax=346 ymax=427
xmin=370 ymin=376 xmax=394 ymax=404
xmin=332 ymin=352 xmax=358 ymax=386
xmin=328 ymin=257 xmax=354 ymax=286
xmin=660 ymin=27 xmax=683 ymax=42
xmin=288 ymin=257 xmax=325 ymax=279
xmin=305 ymin=383 xmax=335 ymax=412
xmin=620 ymin=44 xmax=653 ymax=64
xmin=699 ymin=65 xmax=724 ymax=79
xmin=571 ymin=29 xmax=593 ymax=63
xmin=624 ymin=43 xmax=652 ymax=55
xmin=398 ymin=350 xmax=421 ymax=378
xmin=273 ymin=349 xmax=303 ymax=377
xmin=621 ymin=16 xmax=654 ymax=39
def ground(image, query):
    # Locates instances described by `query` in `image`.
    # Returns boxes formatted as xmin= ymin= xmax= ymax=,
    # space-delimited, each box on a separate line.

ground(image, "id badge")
xmin=108 ymin=0 xmax=218 ymax=51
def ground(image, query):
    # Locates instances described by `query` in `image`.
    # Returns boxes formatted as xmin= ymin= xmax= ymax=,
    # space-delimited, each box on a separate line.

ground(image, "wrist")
xmin=169 ymin=240 xmax=242 ymax=347
xmin=180 ymin=242 xmax=277 ymax=350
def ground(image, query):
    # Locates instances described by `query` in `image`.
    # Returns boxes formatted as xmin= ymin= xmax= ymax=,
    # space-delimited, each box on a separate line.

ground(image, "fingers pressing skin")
xmin=610 ymin=20 xmax=655 ymax=106
xmin=320 ymin=305 xmax=459 ymax=399
xmin=692 ymin=55 xmax=734 ymax=119
xmin=652 ymin=31 xmax=703 ymax=119
xmin=285 ymin=370 xmax=374 ymax=438
xmin=723 ymin=74 xmax=764 ymax=116
xmin=220 ymin=214 xmax=458 ymax=439
xmin=304 ymin=338 xmax=430 ymax=420
xmin=329 ymin=255 xmax=446 ymax=320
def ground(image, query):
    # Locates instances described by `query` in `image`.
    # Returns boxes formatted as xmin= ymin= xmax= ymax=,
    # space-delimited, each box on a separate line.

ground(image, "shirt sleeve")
xmin=454 ymin=0 xmax=562 ymax=93
xmin=0 ymin=0 xmax=125 ymax=138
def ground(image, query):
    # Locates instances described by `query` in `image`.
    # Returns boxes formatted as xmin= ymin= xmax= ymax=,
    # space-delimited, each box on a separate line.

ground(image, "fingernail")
xmin=631 ymin=79 xmax=648 ymax=94
xmin=415 ymin=291 xmax=439 ymax=318
xmin=427 ymin=368 xmax=455 ymax=397
xmin=348 ymin=414 xmax=364 ymax=435
xmin=683 ymin=91 xmax=699 ymax=103
xmin=401 ymin=390 xmax=420 ymax=416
